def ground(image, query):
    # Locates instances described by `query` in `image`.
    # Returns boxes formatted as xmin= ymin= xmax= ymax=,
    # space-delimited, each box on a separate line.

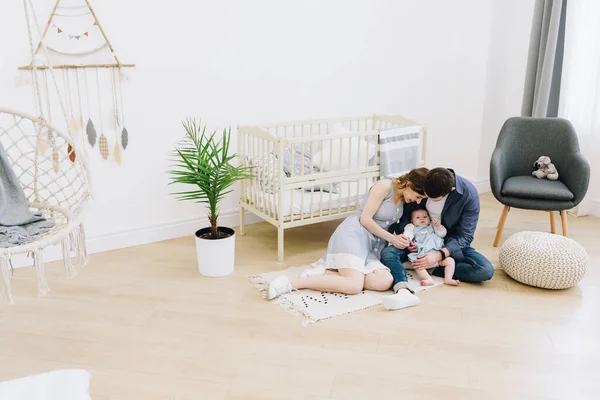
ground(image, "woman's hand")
xmin=389 ymin=233 xmax=411 ymax=249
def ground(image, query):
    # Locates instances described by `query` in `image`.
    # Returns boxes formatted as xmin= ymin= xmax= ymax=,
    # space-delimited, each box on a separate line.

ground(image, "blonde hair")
xmin=393 ymin=167 xmax=428 ymax=195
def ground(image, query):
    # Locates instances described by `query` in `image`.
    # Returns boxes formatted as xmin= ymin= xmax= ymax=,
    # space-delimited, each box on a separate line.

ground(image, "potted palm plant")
xmin=168 ymin=118 xmax=253 ymax=277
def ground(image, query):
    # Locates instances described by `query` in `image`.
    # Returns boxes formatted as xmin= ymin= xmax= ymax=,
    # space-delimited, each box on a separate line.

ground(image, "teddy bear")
xmin=532 ymin=155 xmax=559 ymax=180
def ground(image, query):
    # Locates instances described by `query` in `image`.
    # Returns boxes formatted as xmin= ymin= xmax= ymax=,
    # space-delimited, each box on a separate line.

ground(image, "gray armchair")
xmin=490 ymin=117 xmax=590 ymax=247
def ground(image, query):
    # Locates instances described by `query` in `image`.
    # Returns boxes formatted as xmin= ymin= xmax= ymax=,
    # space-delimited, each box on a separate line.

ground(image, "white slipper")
xmin=268 ymin=276 xmax=292 ymax=300
xmin=381 ymin=288 xmax=420 ymax=310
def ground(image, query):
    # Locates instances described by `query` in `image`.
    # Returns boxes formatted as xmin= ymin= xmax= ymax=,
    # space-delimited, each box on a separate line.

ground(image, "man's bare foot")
xmin=420 ymin=278 xmax=435 ymax=286
xmin=444 ymin=278 xmax=460 ymax=286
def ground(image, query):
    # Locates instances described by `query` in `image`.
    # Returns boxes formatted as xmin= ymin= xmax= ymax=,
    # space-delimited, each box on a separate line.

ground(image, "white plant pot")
xmin=194 ymin=226 xmax=235 ymax=277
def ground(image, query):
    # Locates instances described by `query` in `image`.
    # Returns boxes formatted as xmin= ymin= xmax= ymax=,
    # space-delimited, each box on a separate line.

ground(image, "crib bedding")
xmin=246 ymin=181 xmax=371 ymax=218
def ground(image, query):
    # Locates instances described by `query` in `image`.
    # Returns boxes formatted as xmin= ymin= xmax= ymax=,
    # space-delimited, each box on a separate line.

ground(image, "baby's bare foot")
xmin=420 ymin=278 xmax=435 ymax=286
xmin=444 ymin=278 xmax=460 ymax=286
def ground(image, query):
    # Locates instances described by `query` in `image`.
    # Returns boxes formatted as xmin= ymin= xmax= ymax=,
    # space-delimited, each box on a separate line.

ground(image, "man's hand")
xmin=412 ymin=251 xmax=441 ymax=270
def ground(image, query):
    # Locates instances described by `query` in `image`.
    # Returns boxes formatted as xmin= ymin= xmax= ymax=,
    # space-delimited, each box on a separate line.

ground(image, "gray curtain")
xmin=521 ymin=0 xmax=567 ymax=117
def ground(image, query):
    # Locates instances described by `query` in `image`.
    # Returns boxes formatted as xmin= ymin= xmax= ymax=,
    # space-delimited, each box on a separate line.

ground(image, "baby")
xmin=403 ymin=209 xmax=459 ymax=286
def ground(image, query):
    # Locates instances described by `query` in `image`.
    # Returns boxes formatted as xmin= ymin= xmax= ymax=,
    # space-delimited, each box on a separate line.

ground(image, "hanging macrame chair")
xmin=0 ymin=0 xmax=92 ymax=304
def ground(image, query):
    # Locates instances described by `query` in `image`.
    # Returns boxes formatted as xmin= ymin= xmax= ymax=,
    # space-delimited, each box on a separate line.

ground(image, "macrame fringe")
xmin=76 ymin=224 xmax=89 ymax=267
xmin=33 ymin=251 xmax=50 ymax=297
xmin=61 ymin=237 xmax=77 ymax=279
xmin=0 ymin=224 xmax=90 ymax=304
xmin=0 ymin=256 xmax=14 ymax=305
xmin=69 ymin=230 xmax=77 ymax=252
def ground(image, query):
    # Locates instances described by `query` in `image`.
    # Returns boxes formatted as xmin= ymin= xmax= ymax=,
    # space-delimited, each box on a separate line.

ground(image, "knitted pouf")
xmin=499 ymin=231 xmax=588 ymax=289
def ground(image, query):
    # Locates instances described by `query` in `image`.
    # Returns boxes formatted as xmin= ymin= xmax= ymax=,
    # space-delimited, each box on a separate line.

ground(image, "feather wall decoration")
xmin=86 ymin=118 xmax=96 ymax=147
xmin=121 ymin=127 xmax=128 ymax=150
xmin=98 ymin=133 xmax=109 ymax=160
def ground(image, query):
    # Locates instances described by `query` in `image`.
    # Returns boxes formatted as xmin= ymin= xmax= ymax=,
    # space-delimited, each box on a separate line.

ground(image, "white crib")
xmin=237 ymin=114 xmax=427 ymax=261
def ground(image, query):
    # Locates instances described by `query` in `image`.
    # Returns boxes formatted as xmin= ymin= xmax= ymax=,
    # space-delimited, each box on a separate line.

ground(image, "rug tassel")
xmin=62 ymin=238 xmax=77 ymax=279
xmin=0 ymin=256 xmax=14 ymax=305
xmin=33 ymin=251 xmax=50 ymax=297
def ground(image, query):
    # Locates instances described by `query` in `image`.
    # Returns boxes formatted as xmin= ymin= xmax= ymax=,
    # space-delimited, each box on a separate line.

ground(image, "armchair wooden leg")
xmin=493 ymin=205 xmax=510 ymax=247
xmin=560 ymin=210 xmax=568 ymax=237
xmin=549 ymin=211 xmax=556 ymax=234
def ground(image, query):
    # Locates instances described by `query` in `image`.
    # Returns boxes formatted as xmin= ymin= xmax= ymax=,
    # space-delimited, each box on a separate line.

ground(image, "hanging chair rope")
xmin=22 ymin=0 xmax=44 ymax=118
xmin=24 ymin=0 xmax=71 ymax=135
xmin=0 ymin=1 xmax=93 ymax=304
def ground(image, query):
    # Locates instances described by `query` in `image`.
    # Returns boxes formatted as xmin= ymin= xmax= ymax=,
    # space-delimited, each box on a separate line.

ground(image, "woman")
xmin=268 ymin=167 xmax=428 ymax=306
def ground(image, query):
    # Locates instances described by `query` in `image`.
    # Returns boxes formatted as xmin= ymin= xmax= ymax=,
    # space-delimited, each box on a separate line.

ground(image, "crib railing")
xmin=239 ymin=119 xmax=379 ymax=214
xmin=237 ymin=125 xmax=279 ymax=226
xmin=281 ymin=129 xmax=380 ymax=224
xmin=238 ymin=114 xmax=427 ymax=261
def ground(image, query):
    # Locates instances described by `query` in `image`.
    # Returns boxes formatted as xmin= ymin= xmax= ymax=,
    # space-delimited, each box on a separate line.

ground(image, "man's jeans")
xmin=380 ymin=245 xmax=494 ymax=292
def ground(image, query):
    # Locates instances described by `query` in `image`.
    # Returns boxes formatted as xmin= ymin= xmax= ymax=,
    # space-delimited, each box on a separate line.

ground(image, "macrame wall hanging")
xmin=18 ymin=0 xmax=134 ymax=165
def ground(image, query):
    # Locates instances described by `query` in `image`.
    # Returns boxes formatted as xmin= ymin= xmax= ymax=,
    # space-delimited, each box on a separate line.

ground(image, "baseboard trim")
xmin=473 ymin=179 xmax=491 ymax=194
xmin=10 ymin=206 xmax=264 ymax=268
xmin=590 ymin=200 xmax=600 ymax=217
xmin=568 ymin=199 xmax=600 ymax=218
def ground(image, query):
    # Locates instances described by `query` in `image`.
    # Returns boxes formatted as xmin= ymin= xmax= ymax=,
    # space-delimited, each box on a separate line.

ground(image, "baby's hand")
xmin=432 ymin=220 xmax=442 ymax=228
xmin=408 ymin=241 xmax=417 ymax=253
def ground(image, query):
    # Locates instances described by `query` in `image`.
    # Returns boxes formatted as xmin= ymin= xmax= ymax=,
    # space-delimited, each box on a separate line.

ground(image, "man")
xmin=380 ymin=167 xmax=494 ymax=311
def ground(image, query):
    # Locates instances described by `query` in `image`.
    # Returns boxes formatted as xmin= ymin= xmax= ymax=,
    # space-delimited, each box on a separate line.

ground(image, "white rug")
xmin=249 ymin=265 xmax=443 ymax=325
xmin=0 ymin=369 xmax=91 ymax=400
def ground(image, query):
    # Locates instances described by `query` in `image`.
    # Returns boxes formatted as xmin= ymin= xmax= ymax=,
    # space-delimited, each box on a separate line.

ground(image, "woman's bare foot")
xmin=444 ymin=278 xmax=460 ymax=286
xmin=420 ymin=278 xmax=435 ymax=286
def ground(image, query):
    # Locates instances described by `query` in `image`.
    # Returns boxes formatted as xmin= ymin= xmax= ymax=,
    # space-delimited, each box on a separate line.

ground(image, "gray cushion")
xmin=501 ymin=176 xmax=574 ymax=201
xmin=497 ymin=196 xmax=574 ymax=211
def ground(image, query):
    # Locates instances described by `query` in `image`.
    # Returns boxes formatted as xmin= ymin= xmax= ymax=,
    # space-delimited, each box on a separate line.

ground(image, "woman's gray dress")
xmin=315 ymin=179 xmax=404 ymax=274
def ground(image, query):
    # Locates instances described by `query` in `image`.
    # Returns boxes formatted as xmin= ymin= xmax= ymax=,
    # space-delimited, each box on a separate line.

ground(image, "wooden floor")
xmin=1 ymin=193 xmax=599 ymax=399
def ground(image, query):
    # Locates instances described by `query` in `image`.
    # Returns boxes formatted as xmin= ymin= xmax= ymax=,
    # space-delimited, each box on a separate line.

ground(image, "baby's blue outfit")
xmin=407 ymin=224 xmax=444 ymax=263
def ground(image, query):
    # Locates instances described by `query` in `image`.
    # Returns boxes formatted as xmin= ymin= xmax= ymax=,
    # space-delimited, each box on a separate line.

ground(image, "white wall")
xmin=477 ymin=0 xmax=536 ymax=188
xmin=1 ymin=0 xmax=532 ymax=260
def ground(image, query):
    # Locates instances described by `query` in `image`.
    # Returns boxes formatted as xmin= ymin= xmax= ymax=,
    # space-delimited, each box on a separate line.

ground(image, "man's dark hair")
xmin=424 ymin=168 xmax=455 ymax=198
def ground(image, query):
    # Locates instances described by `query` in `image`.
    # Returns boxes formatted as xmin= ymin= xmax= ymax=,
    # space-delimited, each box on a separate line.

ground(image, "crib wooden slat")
xmin=278 ymin=140 xmax=285 ymax=227
xmin=301 ymin=139 xmax=305 ymax=177
xmin=291 ymin=142 xmax=295 ymax=178
xmin=266 ymin=139 xmax=270 ymax=217
xmin=310 ymin=185 xmax=314 ymax=219
xmin=319 ymin=184 xmax=324 ymax=217
xmin=346 ymin=180 xmax=351 ymax=212
xmin=310 ymin=124 xmax=315 ymax=175
xmin=252 ymin=136 xmax=257 ymax=208
xmin=290 ymin=182 xmax=294 ymax=223
xmin=271 ymin=140 xmax=276 ymax=219
xmin=328 ymin=182 xmax=333 ymax=215
xmin=339 ymin=137 xmax=343 ymax=171
xmin=338 ymin=177 xmax=342 ymax=215
xmin=355 ymin=177 xmax=360 ymax=212
xmin=260 ymin=138 xmax=265 ymax=213
xmin=265 ymin=138 xmax=270 ymax=214
xmin=300 ymin=182 xmax=305 ymax=221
